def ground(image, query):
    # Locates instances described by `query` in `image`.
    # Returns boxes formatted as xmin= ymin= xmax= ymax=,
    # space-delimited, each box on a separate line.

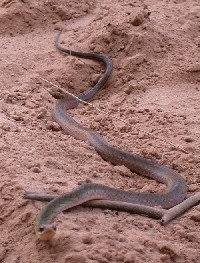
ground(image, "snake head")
xmin=36 ymin=224 xmax=57 ymax=241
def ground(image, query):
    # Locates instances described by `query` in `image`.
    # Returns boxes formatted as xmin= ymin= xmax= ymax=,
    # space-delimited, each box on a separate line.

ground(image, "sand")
xmin=0 ymin=0 xmax=200 ymax=262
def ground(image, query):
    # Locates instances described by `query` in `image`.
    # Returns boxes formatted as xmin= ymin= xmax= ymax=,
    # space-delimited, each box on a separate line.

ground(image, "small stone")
xmin=37 ymin=108 xmax=47 ymax=119
xmin=188 ymin=184 xmax=199 ymax=192
xmin=31 ymin=166 xmax=41 ymax=173
xmin=46 ymin=121 xmax=60 ymax=131
xmin=187 ymin=63 xmax=200 ymax=72
xmin=82 ymin=234 xmax=93 ymax=245
xmin=130 ymin=13 xmax=144 ymax=26
xmin=56 ymin=8 xmax=72 ymax=21
xmin=113 ymin=165 xmax=132 ymax=177
xmin=118 ymin=235 xmax=126 ymax=242
xmin=134 ymin=245 xmax=144 ymax=252
xmin=190 ymin=213 xmax=200 ymax=222
xmin=124 ymin=252 xmax=136 ymax=263
xmin=160 ymin=254 xmax=170 ymax=262
xmin=12 ymin=115 xmax=24 ymax=121
xmin=64 ymin=254 xmax=87 ymax=263
xmin=184 ymin=137 xmax=194 ymax=143
xmin=94 ymin=114 xmax=104 ymax=122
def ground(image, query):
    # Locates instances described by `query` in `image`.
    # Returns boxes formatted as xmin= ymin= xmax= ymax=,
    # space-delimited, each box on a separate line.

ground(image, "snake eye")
xmin=39 ymin=226 xmax=44 ymax=232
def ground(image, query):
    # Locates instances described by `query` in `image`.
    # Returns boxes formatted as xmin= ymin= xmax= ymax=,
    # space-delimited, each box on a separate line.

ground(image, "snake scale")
xmin=34 ymin=32 xmax=187 ymax=240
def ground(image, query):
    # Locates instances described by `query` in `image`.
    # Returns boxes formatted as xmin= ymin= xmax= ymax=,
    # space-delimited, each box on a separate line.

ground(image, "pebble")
xmin=124 ymin=252 xmax=136 ymax=263
xmin=82 ymin=234 xmax=94 ymax=245
xmin=187 ymin=63 xmax=200 ymax=72
xmin=190 ymin=213 xmax=200 ymax=222
xmin=64 ymin=253 xmax=87 ymax=263
xmin=130 ymin=13 xmax=144 ymax=26
xmin=31 ymin=166 xmax=41 ymax=173
xmin=46 ymin=121 xmax=61 ymax=131
xmin=160 ymin=254 xmax=170 ymax=262
xmin=184 ymin=137 xmax=194 ymax=143
xmin=12 ymin=115 xmax=24 ymax=121
xmin=56 ymin=8 xmax=72 ymax=21
xmin=188 ymin=184 xmax=199 ymax=192
xmin=113 ymin=165 xmax=132 ymax=176
xmin=36 ymin=108 xmax=47 ymax=119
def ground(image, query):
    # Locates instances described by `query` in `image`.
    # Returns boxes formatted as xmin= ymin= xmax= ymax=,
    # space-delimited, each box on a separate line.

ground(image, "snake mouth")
xmin=36 ymin=224 xmax=57 ymax=241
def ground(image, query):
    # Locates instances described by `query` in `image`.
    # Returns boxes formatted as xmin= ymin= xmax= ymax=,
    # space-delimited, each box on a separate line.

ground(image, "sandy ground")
xmin=0 ymin=0 xmax=200 ymax=262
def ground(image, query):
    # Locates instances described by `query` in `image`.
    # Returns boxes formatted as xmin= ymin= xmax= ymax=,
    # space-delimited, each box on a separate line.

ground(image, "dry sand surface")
xmin=0 ymin=0 xmax=200 ymax=262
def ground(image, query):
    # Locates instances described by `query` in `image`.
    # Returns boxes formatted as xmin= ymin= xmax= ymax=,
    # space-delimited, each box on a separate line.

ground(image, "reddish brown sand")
xmin=0 ymin=0 xmax=200 ymax=262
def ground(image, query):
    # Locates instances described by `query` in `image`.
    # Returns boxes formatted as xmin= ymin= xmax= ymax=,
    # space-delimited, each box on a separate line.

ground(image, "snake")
xmin=34 ymin=31 xmax=187 ymax=240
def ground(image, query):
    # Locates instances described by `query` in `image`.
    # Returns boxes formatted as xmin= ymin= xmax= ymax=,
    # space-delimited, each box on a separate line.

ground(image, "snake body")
xmin=36 ymin=32 xmax=187 ymax=240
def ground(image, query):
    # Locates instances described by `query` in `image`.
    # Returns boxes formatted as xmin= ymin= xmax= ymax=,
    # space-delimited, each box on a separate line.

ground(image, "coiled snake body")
xmin=34 ymin=32 xmax=187 ymax=240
